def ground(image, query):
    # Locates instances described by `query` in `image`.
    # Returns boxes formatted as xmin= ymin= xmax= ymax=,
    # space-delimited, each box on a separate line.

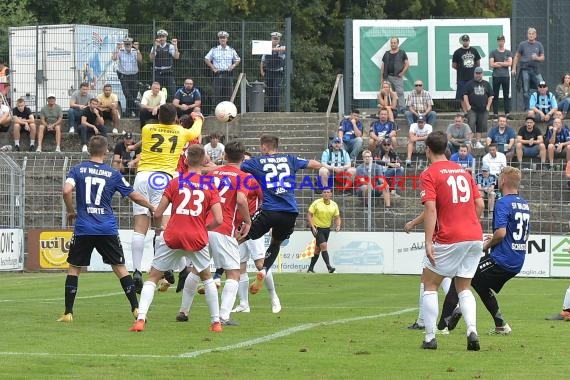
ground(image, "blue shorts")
xmin=522 ymin=145 xmax=540 ymax=158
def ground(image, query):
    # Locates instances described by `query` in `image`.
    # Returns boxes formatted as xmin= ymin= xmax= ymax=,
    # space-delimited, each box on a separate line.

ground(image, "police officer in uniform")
xmin=204 ymin=31 xmax=241 ymax=108
xmin=261 ymin=32 xmax=286 ymax=112
xmin=113 ymin=37 xmax=142 ymax=117
xmin=150 ymin=29 xmax=179 ymax=102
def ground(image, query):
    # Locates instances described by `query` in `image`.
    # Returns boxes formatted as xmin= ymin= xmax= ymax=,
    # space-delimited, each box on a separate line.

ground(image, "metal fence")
xmin=0 ymin=153 xmax=25 ymax=228
xmin=6 ymin=20 xmax=291 ymax=116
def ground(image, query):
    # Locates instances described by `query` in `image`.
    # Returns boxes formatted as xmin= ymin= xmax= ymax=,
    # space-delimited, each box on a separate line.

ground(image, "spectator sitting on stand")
xmin=405 ymin=80 xmax=437 ymax=126
xmin=139 ymin=82 xmax=166 ymax=128
xmin=68 ymin=82 xmax=91 ymax=134
xmin=446 ymin=113 xmax=473 ymax=154
xmin=172 ymin=78 xmax=202 ymax=117
xmin=486 ymin=115 xmax=517 ymax=161
xmin=78 ymin=98 xmax=108 ymax=153
xmin=405 ymin=114 xmax=433 ymax=167
xmin=527 ymin=81 xmax=557 ymax=124
xmin=97 ymin=84 xmax=121 ymax=134
xmin=515 ymin=116 xmax=546 ymax=169
xmin=375 ymin=138 xmax=404 ymax=197
xmin=353 ymin=150 xmax=391 ymax=212
xmin=369 ymin=108 xmax=397 ymax=153
xmin=544 ymin=117 xmax=570 ymax=171
xmin=112 ymin=132 xmax=140 ymax=179
xmin=12 ymin=97 xmax=36 ymax=151
xmin=0 ymin=97 xmax=11 ymax=132
xmin=204 ymin=133 xmax=225 ymax=165
xmin=475 ymin=164 xmax=497 ymax=218
xmin=338 ymin=109 xmax=364 ymax=163
xmin=450 ymin=144 xmax=476 ymax=174
xmin=555 ymin=73 xmax=570 ymax=119
xmin=318 ymin=136 xmax=351 ymax=192
xmin=377 ymin=81 xmax=398 ymax=121
xmin=36 ymin=94 xmax=63 ymax=153
xmin=482 ymin=143 xmax=507 ymax=176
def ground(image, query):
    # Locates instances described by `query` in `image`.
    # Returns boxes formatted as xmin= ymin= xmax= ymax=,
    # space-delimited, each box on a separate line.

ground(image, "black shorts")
xmin=101 ymin=110 xmax=114 ymax=121
xmin=471 ymin=256 xmax=517 ymax=294
xmin=312 ymin=227 xmax=331 ymax=246
xmin=67 ymin=234 xmax=126 ymax=267
xmin=247 ymin=209 xmax=298 ymax=242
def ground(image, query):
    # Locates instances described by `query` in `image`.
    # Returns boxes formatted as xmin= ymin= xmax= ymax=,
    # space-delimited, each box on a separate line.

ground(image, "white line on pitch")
xmin=0 ymin=307 xmax=416 ymax=360
xmin=0 ymin=292 xmax=124 ymax=303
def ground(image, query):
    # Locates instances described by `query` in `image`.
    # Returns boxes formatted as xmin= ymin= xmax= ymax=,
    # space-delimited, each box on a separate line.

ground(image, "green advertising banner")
xmin=353 ymin=19 xmax=511 ymax=99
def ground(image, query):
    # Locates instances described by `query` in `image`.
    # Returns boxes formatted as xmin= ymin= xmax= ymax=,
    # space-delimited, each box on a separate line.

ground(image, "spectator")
xmin=369 ymin=108 xmax=397 ymax=152
xmin=0 ymin=97 xmax=11 ymax=132
xmin=338 ymin=109 xmax=364 ymax=162
xmin=68 ymin=82 xmax=91 ymax=134
xmin=405 ymin=114 xmax=433 ymax=167
xmin=139 ymin=82 xmax=166 ymax=128
xmin=97 ymin=84 xmax=120 ymax=134
xmin=446 ymin=113 xmax=473 ymax=154
xmin=377 ymin=81 xmax=398 ymax=120
xmin=79 ymin=98 xmax=108 ymax=153
xmin=204 ymin=133 xmax=225 ymax=165
xmin=12 ymin=98 xmax=36 ymax=151
xmin=486 ymin=116 xmax=517 ymax=161
xmin=112 ymin=132 xmax=140 ymax=179
xmin=204 ymin=31 xmax=241 ymax=107
xmin=489 ymin=35 xmax=512 ymax=120
xmin=545 ymin=117 xmax=570 ymax=171
xmin=150 ymin=29 xmax=179 ymax=102
xmin=405 ymin=80 xmax=436 ymax=126
xmin=36 ymin=94 xmax=63 ymax=153
xmin=261 ymin=32 xmax=286 ymax=112
xmin=0 ymin=59 xmax=9 ymax=99
xmin=527 ymin=81 xmax=557 ymax=123
xmin=380 ymin=37 xmax=409 ymax=114
xmin=319 ymin=137 xmax=351 ymax=190
xmin=512 ymin=27 xmax=545 ymax=111
xmin=515 ymin=116 xmax=546 ymax=167
xmin=475 ymin=164 xmax=497 ymax=218
xmin=450 ymin=144 xmax=476 ymax=173
xmin=375 ymin=138 xmax=404 ymax=196
xmin=113 ymin=37 xmax=142 ymax=118
xmin=555 ymin=73 xmax=570 ymax=119
xmin=452 ymin=34 xmax=481 ymax=114
xmin=354 ymin=150 xmax=391 ymax=212
xmin=464 ymin=67 xmax=493 ymax=148
xmin=482 ymin=143 xmax=507 ymax=176
xmin=172 ymin=78 xmax=202 ymax=117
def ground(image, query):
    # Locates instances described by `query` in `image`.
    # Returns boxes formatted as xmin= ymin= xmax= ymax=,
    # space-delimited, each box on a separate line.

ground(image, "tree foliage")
xmin=2 ymin=0 xmax=510 ymax=111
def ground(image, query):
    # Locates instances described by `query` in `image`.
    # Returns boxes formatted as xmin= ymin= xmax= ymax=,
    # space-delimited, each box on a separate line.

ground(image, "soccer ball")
xmin=215 ymin=101 xmax=238 ymax=122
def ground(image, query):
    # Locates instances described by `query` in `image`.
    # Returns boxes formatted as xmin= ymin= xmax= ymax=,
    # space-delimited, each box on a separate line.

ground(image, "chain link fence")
xmin=0 ymin=153 xmax=25 ymax=229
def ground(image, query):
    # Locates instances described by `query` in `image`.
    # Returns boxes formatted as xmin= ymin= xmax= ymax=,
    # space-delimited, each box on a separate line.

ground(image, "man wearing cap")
xmin=112 ymin=132 xmax=141 ymax=178
xmin=261 ymin=32 xmax=286 ymax=112
xmin=319 ymin=137 xmax=352 ymax=191
xmin=205 ymin=31 xmax=241 ymax=108
xmin=113 ymin=37 xmax=142 ymax=118
xmin=475 ymin=164 xmax=497 ymax=218
xmin=452 ymin=34 xmax=482 ymax=114
xmin=528 ymin=81 xmax=557 ymax=123
xmin=405 ymin=114 xmax=433 ymax=166
xmin=36 ymin=94 xmax=63 ymax=153
xmin=489 ymin=35 xmax=512 ymax=119
xmin=150 ymin=29 xmax=179 ymax=102
xmin=512 ymin=27 xmax=545 ymax=111
xmin=515 ymin=116 xmax=546 ymax=167
xmin=464 ymin=67 xmax=493 ymax=148
xmin=381 ymin=37 xmax=409 ymax=114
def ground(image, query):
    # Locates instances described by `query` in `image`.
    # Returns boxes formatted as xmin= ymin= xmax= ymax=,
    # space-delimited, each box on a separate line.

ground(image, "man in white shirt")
xmin=405 ymin=114 xmax=433 ymax=166
xmin=481 ymin=143 xmax=507 ymax=176
xmin=139 ymin=82 xmax=166 ymax=128
xmin=204 ymin=133 xmax=225 ymax=164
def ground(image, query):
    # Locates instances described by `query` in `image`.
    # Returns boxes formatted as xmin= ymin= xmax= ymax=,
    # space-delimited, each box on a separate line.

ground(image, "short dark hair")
xmin=210 ymin=132 xmax=220 ymax=140
xmin=103 ymin=83 xmax=112 ymax=90
xmin=260 ymin=134 xmax=279 ymax=150
xmin=224 ymin=140 xmax=245 ymax=163
xmin=179 ymin=114 xmax=192 ymax=129
xmin=158 ymin=104 xmax=177 ymax=124
xmin=488 ymin=143 xmax=497 ymax=149
xmin=80 ymin=82 xmax=90 ymax=88
xmin=88 ymin=135 xmax=108 ymax=156
xmin=425 ymin=131 xmax=447 ymax=155
xmin=186 ymin=144 xmax=205 ymax=167
xmin=459 ymin=144 xmax=468 ymax=150
xmin=351 ymin=109 xmax=360 ymax=114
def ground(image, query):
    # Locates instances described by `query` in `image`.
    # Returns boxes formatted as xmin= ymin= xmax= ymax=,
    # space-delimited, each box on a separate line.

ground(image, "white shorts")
xmin=239 ymin=237 xmax=265 ymax=263
xmin=422 ymin=240 xmax=482 ymax=278
xmin=132 ymin=171 xmax=172 ymax=216
xmin=208 ymin=231 xmax=240 ymax=270
xmin=152 ymin=234 xmax=211 ymax=273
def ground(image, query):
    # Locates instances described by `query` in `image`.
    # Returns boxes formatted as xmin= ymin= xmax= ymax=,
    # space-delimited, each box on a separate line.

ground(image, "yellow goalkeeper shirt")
xmin=308 ymin=198 xmax=340 ymax=228
xmin=137 ymin=119 xmax=203 ymax=176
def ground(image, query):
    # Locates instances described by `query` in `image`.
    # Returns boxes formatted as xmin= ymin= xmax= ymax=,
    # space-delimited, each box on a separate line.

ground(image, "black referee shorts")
xmin=67 ymin=234 xmax=126 ymax=267
xmin=312 ymin=227 xmax=331 ymax=246
xmin=471 ymin=256 xmax=517 ymax=294
xmin=247 ymin=209 xmax=298 ymax=242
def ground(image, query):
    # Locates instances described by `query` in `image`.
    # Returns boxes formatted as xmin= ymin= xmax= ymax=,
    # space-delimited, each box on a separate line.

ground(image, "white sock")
xmin=204 ymin=278 xmax=220 ymax=323
xmin=440 ymin=277 xmax=452 ymax=295
xmin=14 ymin=139 xmax=19 ymax=146
xmin=30 ymin=139 xmax=35 ymax=146
xmin=417 ymin=282 xmax=425 ymax=323
xmin=179 ymin=272 xmax=200 ymax=314
xmin=563 ymin=286 xmax=570 ymax=310
xmin=264 ymin=269 xmax=278 ymax=299
xmin=131 ymin=232 xmax=146 ymax=272
xmin=219 ymin=279 xmax=239 ymax=320
xmin=458 ymin=289 xmax=477 ymax=336
xmin=137 ymin=281 xmax=156 ymax=321
xmin=238 ymin=272 xmax=249 ymax=307
xmin=422 ymin=290 xmax=438 ymax=341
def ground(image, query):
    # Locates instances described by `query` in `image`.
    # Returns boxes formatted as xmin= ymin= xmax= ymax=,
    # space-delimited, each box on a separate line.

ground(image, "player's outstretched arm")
xmin=129 ymin=191 xmax=155 ymax=214
xmin=307 ymin=159 xmax=323 ymax=170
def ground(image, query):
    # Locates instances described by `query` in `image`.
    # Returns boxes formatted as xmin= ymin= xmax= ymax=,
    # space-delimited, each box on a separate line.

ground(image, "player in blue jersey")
xmin=58 ymin=135 xmax=155 ymax=323
xmin=239 ymin=134 xmax=322 ymax=294
xmin=438 ymin=166 xmax=529 ymax=335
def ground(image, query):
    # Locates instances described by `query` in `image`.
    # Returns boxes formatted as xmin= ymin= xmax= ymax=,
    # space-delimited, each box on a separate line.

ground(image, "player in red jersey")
xmin=419 ymin=130 xmax=484 ymax=351
xmin=130 ymin=144 xmax=223 ymax=333
xmin=178 ymin=140 xmax=252 ymax=326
